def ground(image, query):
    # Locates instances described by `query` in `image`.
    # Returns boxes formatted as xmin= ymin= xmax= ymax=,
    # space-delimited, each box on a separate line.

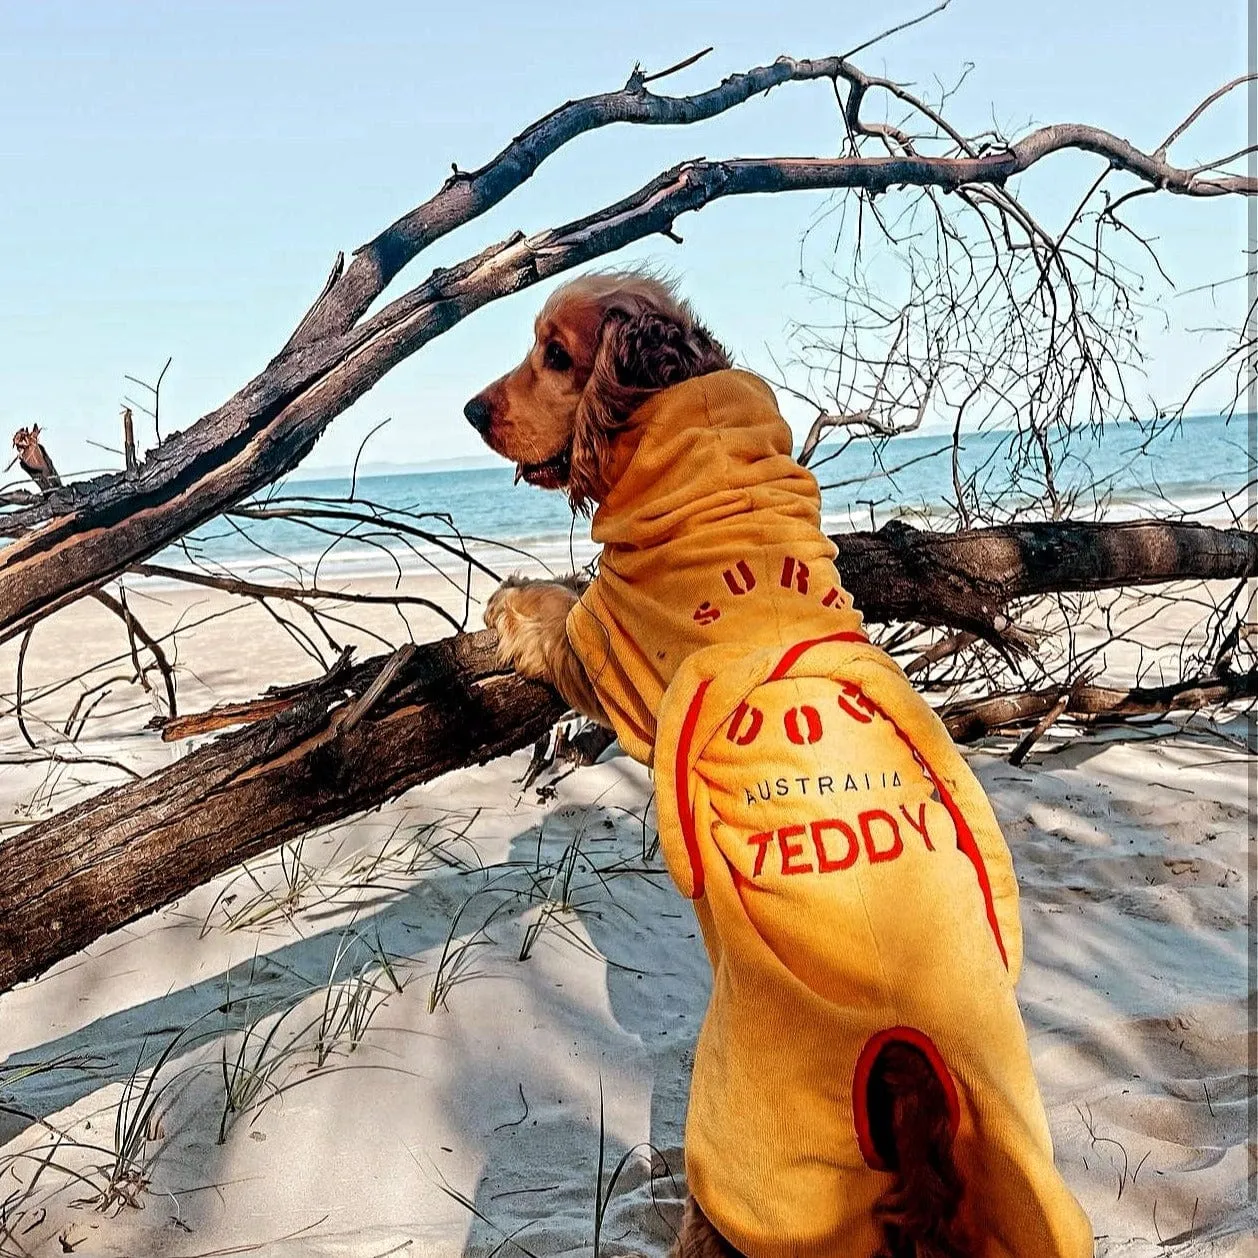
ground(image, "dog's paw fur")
xmin=485 ymin=576 xmax=580 ymax=680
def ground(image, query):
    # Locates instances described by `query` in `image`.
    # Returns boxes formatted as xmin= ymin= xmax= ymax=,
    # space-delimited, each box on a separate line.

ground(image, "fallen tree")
xmin=0 ymin=633 xmax=566 ymax=992
xmin=943 ymin=669 xmax=1258 ymax=746
xmin=825 ymin=518 xmax=1256 ymax=644
xmin=1 ymin=24 xmax=1254 ymax=996
xmin=2 ymin=514 xmax=1253 ymax=993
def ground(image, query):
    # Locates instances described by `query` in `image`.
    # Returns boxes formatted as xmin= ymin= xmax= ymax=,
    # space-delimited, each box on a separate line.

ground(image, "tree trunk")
xmin=833 ymin=518 xmax=1256 ymax=639
xmin=0 ymin=634 xmax=564 ymax=993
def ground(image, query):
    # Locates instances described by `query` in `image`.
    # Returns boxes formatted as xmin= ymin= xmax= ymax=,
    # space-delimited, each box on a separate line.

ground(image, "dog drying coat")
xmin=565 ymin=371 xmax=1093 ymax=1258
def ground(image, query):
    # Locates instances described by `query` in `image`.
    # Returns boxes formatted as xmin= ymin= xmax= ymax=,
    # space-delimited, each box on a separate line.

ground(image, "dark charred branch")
xmin=832 ymin=518 xmax=1257 ymax=642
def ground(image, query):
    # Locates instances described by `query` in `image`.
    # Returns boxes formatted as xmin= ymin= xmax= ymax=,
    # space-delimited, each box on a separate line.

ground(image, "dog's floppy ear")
xmin=568 ymin=304 xmax=729 ymax=512
xmin=568 ymin=309 xmax=637 ymax=513
xmin=611 ymin=308 xmax=728 ymax=390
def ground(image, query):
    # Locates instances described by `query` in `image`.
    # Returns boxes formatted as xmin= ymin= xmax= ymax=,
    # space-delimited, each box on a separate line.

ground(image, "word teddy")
xmin=745 ymin=802 xmax=938 ymax=879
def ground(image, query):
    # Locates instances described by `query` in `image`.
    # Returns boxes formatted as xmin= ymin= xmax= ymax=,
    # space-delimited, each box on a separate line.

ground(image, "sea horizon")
xmin=147 ymin=411 xmax=1252 ymax=585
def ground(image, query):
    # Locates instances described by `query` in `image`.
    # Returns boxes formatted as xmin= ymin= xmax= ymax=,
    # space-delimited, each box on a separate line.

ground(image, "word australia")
xmin=740 ymin=769 xmax=903 ymax=807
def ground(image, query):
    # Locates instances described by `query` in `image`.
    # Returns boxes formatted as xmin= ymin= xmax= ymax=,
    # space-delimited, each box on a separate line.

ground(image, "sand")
xmin=0 ymin=568 xmax=1253 ymax=1257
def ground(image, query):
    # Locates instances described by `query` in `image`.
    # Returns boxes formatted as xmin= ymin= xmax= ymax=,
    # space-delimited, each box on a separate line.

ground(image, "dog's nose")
xmin=464 ymin=396 xmax=493 ymax=435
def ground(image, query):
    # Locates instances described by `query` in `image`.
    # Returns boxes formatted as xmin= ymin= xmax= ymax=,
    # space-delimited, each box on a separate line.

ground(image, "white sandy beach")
xmin=0 ymin=569 xmax=1253 ymax=1257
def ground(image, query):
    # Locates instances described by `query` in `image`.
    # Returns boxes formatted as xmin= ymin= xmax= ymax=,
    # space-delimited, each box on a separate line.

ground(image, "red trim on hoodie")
xmin=852 ymin=1026 xmax=961 ymax=1172
xmin=675 ymin=678 xmax=713 ymax=899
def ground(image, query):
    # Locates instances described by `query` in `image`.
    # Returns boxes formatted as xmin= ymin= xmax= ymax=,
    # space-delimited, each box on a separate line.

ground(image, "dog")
xmin=465 ymin=272 xmax=1093 ymax=1258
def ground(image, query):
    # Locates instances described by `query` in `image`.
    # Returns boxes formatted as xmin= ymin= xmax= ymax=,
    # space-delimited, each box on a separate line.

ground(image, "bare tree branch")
xmin=941 ymin=669 xmax=1258 ymax=743
xmin=1 ymin=51 xmax=1251 ymax=646
xmin=89 ymin=588 xmax=178 ymax=717
xmin=0 ymin=631 xmax=565 ymax=992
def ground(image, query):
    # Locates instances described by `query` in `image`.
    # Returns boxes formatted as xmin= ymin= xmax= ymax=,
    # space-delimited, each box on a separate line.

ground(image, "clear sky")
xmin=0 ymin=0 xmax=1245 ymax=477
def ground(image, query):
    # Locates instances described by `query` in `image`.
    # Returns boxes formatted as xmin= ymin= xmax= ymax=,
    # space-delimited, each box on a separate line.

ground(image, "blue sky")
xmin=0 ymin=0 xmax=1244 ymax=476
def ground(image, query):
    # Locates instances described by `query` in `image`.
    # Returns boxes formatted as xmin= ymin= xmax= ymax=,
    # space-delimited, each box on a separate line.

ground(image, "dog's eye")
xmin=543 ymin=341 xmax=572 ymax=372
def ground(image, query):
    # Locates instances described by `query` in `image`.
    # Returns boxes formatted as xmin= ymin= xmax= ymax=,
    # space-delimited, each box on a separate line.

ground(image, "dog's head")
xmin=464 ymin=271 xmax=729 ymax=510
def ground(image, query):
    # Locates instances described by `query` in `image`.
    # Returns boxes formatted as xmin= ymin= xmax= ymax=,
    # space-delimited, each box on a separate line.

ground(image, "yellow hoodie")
xmin=566 ymin=370 xmax=1092 ymax=1258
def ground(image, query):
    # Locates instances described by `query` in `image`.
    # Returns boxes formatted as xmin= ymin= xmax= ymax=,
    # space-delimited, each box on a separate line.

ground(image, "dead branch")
xmin=285 ymin=52 xmax=869 ymax=347
xmin=0 ymin=52 xmax=1251 ymax=645
xmin=1006 ymin=689 xmax=1073 ymax=766
xmin=1006 ymin=673 xmax=1093 ymax=766
xmin=152 ymin=695 xmax=312 ymax=741
xmin=832 ymin=518 xmax=1257 ymax=643
xmin=0 ymin=631 xmax=565 ymax=992
xmin=904 ymin=630 xmax=978 ymax=677
xmin=131 ymin=563 xmax=467 ymax=632
xmin=13 ymin=627 xmax=36 ymax=749
xmin=941 ymin=669 xmax=1258 ymax=744
xmin=225 ymin=502 xmax=503 ymax=581
xmin=10 ymin=427 xmax=61 ymax=492
xmin=6 ymin=604 xmax=1252 ymax=992
xmin=122 ymin=356 xmax=171 ymax=445
xmin=121 ymin=407 xmax=138 ymax=478
xmin=88 ymin=588 xmax=178 ymax=717
xmin=147 ymin=645 xmax=359 ymax=740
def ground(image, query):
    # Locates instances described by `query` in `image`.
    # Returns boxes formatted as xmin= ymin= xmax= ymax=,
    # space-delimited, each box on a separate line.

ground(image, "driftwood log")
xmin=0 ymin=41 xmax=1253 ymax=991
xmin=1 ymin=515 xmax=1253 ymax=992
xmin=943 ymin=670 xmax=1258 ymax=743
xmin=0 ymin=634 xmax=565 ymax=993
xmin=828 ymin=518 xmax=1256 ymax=641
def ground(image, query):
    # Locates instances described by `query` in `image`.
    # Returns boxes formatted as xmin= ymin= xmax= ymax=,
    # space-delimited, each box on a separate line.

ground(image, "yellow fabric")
xmin=566 ymin=370 xmax=1092 ymax=1258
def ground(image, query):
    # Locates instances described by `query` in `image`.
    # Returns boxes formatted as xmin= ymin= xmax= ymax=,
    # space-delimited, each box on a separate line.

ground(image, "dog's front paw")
xmin=485 ymin=582 xmax=532 ymax=669
xmin=483 ymin=576 xmax=579 ymax=680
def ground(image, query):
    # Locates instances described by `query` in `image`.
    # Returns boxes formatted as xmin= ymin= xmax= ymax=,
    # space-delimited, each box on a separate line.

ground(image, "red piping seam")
xmin=768 ymin=630 xmax=868 ymax=682
xmin=850 ymin=687 xmax=1008 ymax=969
xmin=674 ymin=678 xmax=712 ymax=900
xmin=852 ymin=1026 xmax=961 ymax=1172
xmin=727 ymin=859 xmax=758 ymax=892
xmin=673 ymin=634 xmax=865 ymax=899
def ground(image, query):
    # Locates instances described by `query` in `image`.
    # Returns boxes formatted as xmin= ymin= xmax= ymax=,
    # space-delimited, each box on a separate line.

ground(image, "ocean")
xmin=159 ymin=413 xmax=1251 ymax=583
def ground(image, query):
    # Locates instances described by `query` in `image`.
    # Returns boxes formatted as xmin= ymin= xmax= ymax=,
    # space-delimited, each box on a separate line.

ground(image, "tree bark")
xmin=0 ymin=633 xmax=565 ymax=993
xmin=941 ymin=670 xmax=1258 ymax=743
xmin=833 ymin=518 xmax=1256 ymax=639
xmin=1 ymin=515 xmax=1253 ymax=993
